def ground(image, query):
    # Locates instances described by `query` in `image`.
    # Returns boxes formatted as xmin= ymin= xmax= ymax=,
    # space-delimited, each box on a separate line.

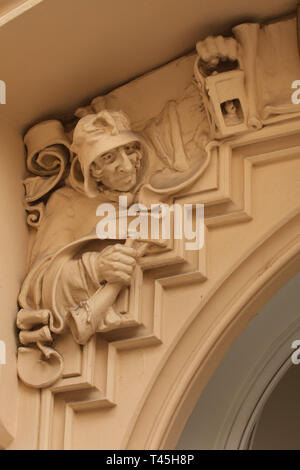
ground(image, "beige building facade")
xmin=0 ymin=0 xmax=300 ymax=450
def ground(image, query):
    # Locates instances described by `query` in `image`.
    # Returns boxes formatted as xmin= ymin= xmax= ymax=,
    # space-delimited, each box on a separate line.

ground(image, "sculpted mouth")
xmin=121 ymin=175 xmax=134 ymax=182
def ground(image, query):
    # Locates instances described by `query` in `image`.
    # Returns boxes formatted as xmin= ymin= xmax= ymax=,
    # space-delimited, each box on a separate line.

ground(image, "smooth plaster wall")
xmin=0 ymin=0 xmax=298 ymax=131
xmin=0 ymin=118 xmax=28 ymax=447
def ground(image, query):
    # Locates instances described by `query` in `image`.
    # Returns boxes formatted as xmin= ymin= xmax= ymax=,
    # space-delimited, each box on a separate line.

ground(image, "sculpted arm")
xmin=57 ymin=244 xmax=138 ymax=310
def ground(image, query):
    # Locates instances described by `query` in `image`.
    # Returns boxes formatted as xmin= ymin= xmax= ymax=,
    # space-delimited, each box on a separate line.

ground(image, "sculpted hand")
xmin=96 ymin=243 xmax=138 ymax=285
xmin=196 ymin=35 xmax=239 ymax=73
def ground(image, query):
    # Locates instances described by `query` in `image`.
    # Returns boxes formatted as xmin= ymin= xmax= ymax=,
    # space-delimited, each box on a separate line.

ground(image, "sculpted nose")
xmin=118 ymin=149 xmax=133 ymax=173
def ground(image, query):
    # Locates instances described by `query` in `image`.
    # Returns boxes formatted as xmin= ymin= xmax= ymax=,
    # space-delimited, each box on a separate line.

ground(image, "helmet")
xmin=71 ymin=110 xmax=144 ymax=197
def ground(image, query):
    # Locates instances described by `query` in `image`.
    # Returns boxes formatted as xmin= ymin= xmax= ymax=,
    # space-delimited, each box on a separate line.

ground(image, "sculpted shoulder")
xmin=46 ymin=186 xmax=82 ymax=217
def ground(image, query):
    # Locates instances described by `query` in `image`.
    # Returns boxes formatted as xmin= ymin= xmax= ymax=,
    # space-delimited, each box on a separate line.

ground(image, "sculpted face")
xmin=90 ymin=141 xmax=142 ymax=192
xmin=224 ymin=100 xmax=236 ymax=115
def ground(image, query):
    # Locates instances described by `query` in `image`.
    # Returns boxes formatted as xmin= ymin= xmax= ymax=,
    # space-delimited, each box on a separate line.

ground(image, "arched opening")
xmin=126 ymin=213 xmax=300 ymax=449
xmin=251 ymin=365 xmax=300 ymax=450
xmin=177 ymin=272 xmax=300 ymax=449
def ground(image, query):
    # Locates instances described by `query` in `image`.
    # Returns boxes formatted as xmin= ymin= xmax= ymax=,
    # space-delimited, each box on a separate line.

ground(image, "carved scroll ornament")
xmin=23 ymin=120 xmax=73 ymax=227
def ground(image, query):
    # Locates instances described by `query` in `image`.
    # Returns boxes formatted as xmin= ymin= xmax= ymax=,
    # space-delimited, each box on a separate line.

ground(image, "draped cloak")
xmin=18 ymin=186 xmax=129 ymax=336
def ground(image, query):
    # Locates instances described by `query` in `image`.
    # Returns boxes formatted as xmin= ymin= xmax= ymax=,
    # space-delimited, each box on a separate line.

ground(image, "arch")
xmin=219 ymin=315 xmax=300 ymax=449
xmin=176 ymin=272 xmax=300 ymax=450
xmin=126 ymin=210 xmax=300 ymax=449
xmin=235 ymin=357 xmax=293 ymax=450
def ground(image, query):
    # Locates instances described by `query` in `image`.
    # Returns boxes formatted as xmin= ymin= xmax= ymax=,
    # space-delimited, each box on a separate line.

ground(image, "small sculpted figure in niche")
xmin=17 ymin=111 xmax=151 ymax=349
xmin=221 ymin=100 xmax=243 ymax=127
xmin=194 ymin=35 xmax=250 ymax=137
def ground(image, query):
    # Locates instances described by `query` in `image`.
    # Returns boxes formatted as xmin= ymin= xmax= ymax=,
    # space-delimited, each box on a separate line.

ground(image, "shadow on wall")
xmin=251 ymin=364 xmax=300 ymax=450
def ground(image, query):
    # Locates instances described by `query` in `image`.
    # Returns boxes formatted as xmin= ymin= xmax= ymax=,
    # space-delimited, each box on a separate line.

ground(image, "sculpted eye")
xmin=124 ymin=142 xmax=141 ymax=155
xmin=124 ymin=145 xmax=133 ymax=155
xmin=101 ymin=153 xmax=114 ymax=163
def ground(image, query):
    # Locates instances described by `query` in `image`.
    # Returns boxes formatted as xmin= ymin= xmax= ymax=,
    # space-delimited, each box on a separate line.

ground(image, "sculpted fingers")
xmin=96 ymin=243 xmax=138 ymax=284
xmin=215 ymin=35 xmax=228 ymax=60
xmin=100 ymin=244 xmax=115 ymax=258
xmin=99 ymin=244 xmax=137 ymax=263
xmin=112 ymin=271 xmax=131 ymax=285
xmin=204 ymin=36 xmax=220 ymax=66
xmin=111 ymin=252 xmax=136 ymax=266
xmin=17 ymin=308 xmax=50 ymax=330
xmin=17 ymin=308 xmax=52 ymax=346
xmin=225 ymin=37 xmax=238 ymax=61
xmin=196 ymin=40 xmax=209 ymax=62
xmin=111 ymin=261 xmax=134 ymax=274
xmin=197 ymin=35 xmax=239 ymax=69
xmin=197 ymin=37 xmax=217 ymax=65
xmin=19 ymin=326 xmax=52 ymax=345
xmin=113 ymin=244 xmax=138 ymax=258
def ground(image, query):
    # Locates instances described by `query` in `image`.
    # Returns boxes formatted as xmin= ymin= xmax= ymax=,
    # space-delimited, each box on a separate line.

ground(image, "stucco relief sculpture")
xmin=195 ymin=34 xmax=248 ymax=137
xmin=195 ymin=19 xmax=300 ymax=138
xmin=16 ymin=15 xmax=300 ymax=390
xmin=17 ymin=103 xmax=212 ymax=388
xmin=18 ymin=112 xmax=145 ymax=387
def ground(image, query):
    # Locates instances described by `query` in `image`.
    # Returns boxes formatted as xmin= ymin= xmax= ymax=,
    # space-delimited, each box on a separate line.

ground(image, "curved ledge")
xmin=0 ymin=0 xmax=44 ymax=28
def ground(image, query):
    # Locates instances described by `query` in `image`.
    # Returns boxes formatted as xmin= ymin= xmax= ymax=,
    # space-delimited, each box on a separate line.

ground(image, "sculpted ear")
xmin=90 ymin=161 xmax=103 ymax=181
